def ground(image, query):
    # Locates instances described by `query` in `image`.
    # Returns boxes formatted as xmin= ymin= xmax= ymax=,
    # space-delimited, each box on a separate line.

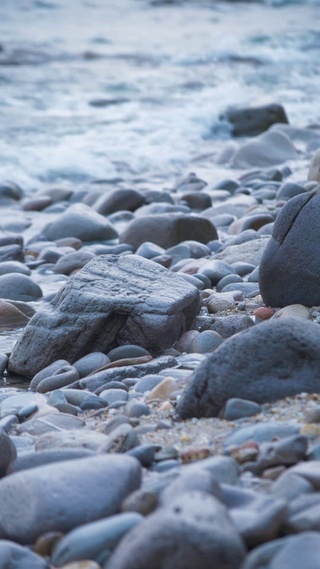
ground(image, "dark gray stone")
xmin=210 ymin=314 xmax=254 ymax=339
xmin=106 ymin=491 xmax=246 ymax=569
xmin=259 ymin=189 xmax=320 ymax=307
xmin=119 ymin=213 xmax=218 ymax=250
xmin=8 ymin=255 xmax=199 ymax=378
xmin=225 ymin=422 xmax=299 ymax=450
xmin=223 ymin=103 xmax=289 ymax=137
xmin=176 ymin=318 xmax=320 ymax=418
xmin=0 ymin=455 xmax=141 ymax=544
xmin=276 ymin=182 xmax=306 ymax=201
xmin=73 ymin=352 xmax=111 ymax=378
xmin=221 ymin=398 xmax=261 ymax=421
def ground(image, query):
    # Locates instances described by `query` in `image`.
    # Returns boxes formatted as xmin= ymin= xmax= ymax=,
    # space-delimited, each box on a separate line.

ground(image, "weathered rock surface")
xmin=8 ymin=255 xmax=199 ymax=378
xmin=176 ymin=318 xmax=320 ymax=418
xmin=0 ymin=455 xmax=141 ymax=544
xmin=119 ymin=213 xmax=218 ymax=249
xmin=259 ymin=189 xmax=320 ymax=307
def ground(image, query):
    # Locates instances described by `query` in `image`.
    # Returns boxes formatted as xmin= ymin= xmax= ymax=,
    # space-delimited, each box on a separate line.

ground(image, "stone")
xmin=0 ymin=392 xmax=47 ymax=418
xmin=94 ymin=188 xmax=145 ymax=215
xmin=0 ymin=261 xmax=31 ymax=276
xmin=276 ymin=182 xmax=306 ymax=200
xmin=255 ymin=435 xmax=308 ymax=473
xmin=51 ymin=512 xmax=143 ymax=566
xmin=119 ymin=213 xmax=218 ymax=250
xmin=31 ymin=364 xmax=80 ymax=393
xmin=189 ymin=330 xmax=223 ymax=353
xmin=0 ymin=273 xmax=42 ymax=302
xmin=176 ymin=318 xmax=320 ymax=418
xmin=73 ymin=352 xmax=111 ymax=378
xmin=243 ymin=532 xmax=320 ymax=569
xmin=284 ymin=494 xmax=320 ymax=533
xmin=308 ymin=149 xmax=320 ymax=181
xmin=8 ymin=255 xmax=199 ymax=378
xmin=42 ymin=204 xmax=118 ymax=242
xmin=106 ymin=491 xmax=246 ymax=569
xmin=223 ymin=104 xmax=289 ymax=137
xmin=146 ymin=377 xmax=177 ymax=402
xmin=232 ymin=131 xmax=298 ymax=168
xmin=222 ymin=485 xmax=287 ymax=548
xmin=0 ymin=244 xmax=24 ymax=263
xmin=221 ymin=398 xmax=261 ymax=421
xmin=225 ymin=422 xmax=299 ymax=449
xmin=272 ymin=304 xmax=312 ymax=321
xmin=0 ymin=455 xmax=141 ymax=544
xmin=124 ymin=400 xmax=150 ymax=418
xmin=210 ymin=314 xmax=254 ymax=339
xmin=35 ymin=429 xmax=110 ymax=452
xmin=8 ymin=448 xmax=96 ymax=473
xmin=290 ymin=461 xmax=320 ymax=490
xmin=159 ymin=468 xmax=222 ymax=506
xmin=259 ymin=190 xmax=320 ymax=306
xmin=215 ymin=237 xmax=268 ymax=266
xmin=0 ymin=430 xmax=17 ymax=476
xmin=0 ymin=300 xmax=30 ymax=328
xmin=53 ymin=251 xmax=96 ymax=275
xmin=99 ymin=389 xmax=128 ymax=406
xmin=121 ymin=489 xmax=158 ymax=516
xmin=0 ymin=540 xmax=49 ymax=568
xmin=107 ymin=345 xmax=150 ymax=362
xmin=17 ymin=412 xmax=85 ymax=436
xmin=173 ymin=172 xmax=208 ymax=193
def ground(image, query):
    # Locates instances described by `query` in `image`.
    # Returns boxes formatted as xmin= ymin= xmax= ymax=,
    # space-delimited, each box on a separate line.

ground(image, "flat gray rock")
xmin=176 ymin=318 xmax=320 ymax=418
xmin=8 ymin=255 xmax=199 ymax=378
xmin=0 ymin=454 xmax=141 ymax=544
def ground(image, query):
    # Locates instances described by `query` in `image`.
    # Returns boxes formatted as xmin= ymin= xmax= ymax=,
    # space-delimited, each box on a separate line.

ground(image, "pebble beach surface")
xmin=1 ymin=0 xmax=320 ymax=568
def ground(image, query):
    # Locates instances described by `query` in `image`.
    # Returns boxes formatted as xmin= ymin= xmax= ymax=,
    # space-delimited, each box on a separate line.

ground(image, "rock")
xmin=94 ymin=188 xmax=145 ymax=215
xmin=272 ymin=304 xmax=312 ymax=321
xmin=53 ymin=251 xmax=96 ymax=275
xmin=73 ymin=353 xmax=111 ymax=378
xmin=0 ymin=244 xmax=24 ymax=263
xmin=189 ymin=330 xmax=223 ymax=353
xmin=215 ymin=237 xmax=268 ymax=266
xmin=0 ymin=392 xmax=47 ymax=418
xmin=290 ymin=461 xmax=320 ymax=490
xmin=119 ymin=213 xmax=218 ymax=250
xmin=0 ymin=261 xmax=31 ymax=276
xmin=225 ymin=422 xmax=299 ymax=449
xmin=243 ymin=532 xmax=320 ymax=569
xmin=255 ymin=435 xmax=308 ymax=472
xmin=51 ymin=512 xmax=143 ymax=566
xmin=232 ymin=130 xmax=298 ymax=168
xmin=0 ymin=273 xmax=42 ymax=302
xmin=8 ymin=448 xmax=96 ymax=473
xmin=276 ymin=182 xmax=306 ymax=200
xmin=210 ymin=314 xmax=254 ymax=338
xmin=222 ymin=485 xmax=287 ymax=548
xmin=228 ymin=214 xmax=274 ymax=235
xmin=146 ymin=377 xmax=177 ymax=402
xmin=176 ymin=318 xmax=320 ymax=418
xmin=0 ymin=430 xmax=17 ymax=476
xmin=106 ymin=491 xmax=246 ymax=569
xmin=223 ymin=104 xmax=289 ymax=137
xmin=107 ymin=345 xmax=150 ymax=362
xmin=42 ymin=204 xmax=118 ymax=242
xmin=124 ymin=400 xmax=150 ymax=418
xmin=173 ymin=172 xmax=208 ymax=193
xmin=0 ymin=455 xmax=141 ymax=544
xmin=221 ymin=398 xmax=261 ymax=421
xmin=308 ymin=149 xmax=320 ymax=181
xmin=17 ymin=412 xmax=85 ymax=436
xmin=35 ymin=429 xmax=110 ymax=451
xmin=284 ymin=494 xmax=320 ymax=533
xmin=269 ymin=471 xmax=313 ymax=501
xmin=31 ymin=364 xmax=80 ymax=393
xmin=8 ymin=255 xmax=199 ymax=378
xmin=0 ymin=540 xmax=49 ymax=568
xmin=99 ymin=389 xmax=128 ymax=406
xmin=159 ymin=468 xmax=222 ymax=506
xmin=121 ymin=489 xmax=158 ymax=516
xmin=259 ymin=190 xmax=320 ymax=306
xmin=0 ymin=300 xmax=31 ymax=328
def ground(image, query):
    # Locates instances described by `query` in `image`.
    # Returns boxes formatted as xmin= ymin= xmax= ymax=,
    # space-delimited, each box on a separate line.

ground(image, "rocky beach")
xmin=0 ymin=0 xmax=320 ymax=567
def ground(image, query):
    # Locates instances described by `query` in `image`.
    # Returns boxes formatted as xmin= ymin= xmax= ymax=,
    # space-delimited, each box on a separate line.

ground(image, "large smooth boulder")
xmin=259 ymin=189 xmax=320 ymax=307
xmin=0 ymin=455 xmax=141 ymax=544
xmin=8 ymin=255 xmax=200 ymax=378
xmin=176 ymin=318 xmax=320 ymax=418
xmin=223 ymin=104 xmax=289 ymax=137
xmin=106 ymin=492 xmax=246 ymax=569
xmin=119 ymin=213 xmax=218 ymax=250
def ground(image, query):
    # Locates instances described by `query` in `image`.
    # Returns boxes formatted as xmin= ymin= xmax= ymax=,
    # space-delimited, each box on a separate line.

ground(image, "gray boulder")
xmin=232 ymin=130 xmax=298 ymax=168
xmin=106 ymin=491 xmax=246 ymax=569
xmin=243 ymin=532 xmax=320 ymax=569
xmin=259 ymin=189 xmax=320 ymax=307
xmin=0 ymin=454 xmax=141 ymax=544
xmin=119 ymin=213 xmax=218 ymax=249
xmin=42 ymin=203 xmax=118 ymax=242
xmin=0 ymin=274 xmax=42 ymax=302
xmin=8 ymin=255 xmax=199 ymax=378
xmin=223 ymin=103 xmax=289 ymax=137
xmin=176 ymin=318 xmax=320 ymax=418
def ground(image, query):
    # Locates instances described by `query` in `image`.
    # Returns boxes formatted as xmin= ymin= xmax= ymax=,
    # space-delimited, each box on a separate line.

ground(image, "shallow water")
xmin=0 ymin=0 xmax=319 ymax=191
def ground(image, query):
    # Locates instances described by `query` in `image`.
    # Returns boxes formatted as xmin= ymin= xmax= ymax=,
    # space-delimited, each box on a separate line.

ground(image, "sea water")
xmin=0 ymin=0 xmax=319 ymax=192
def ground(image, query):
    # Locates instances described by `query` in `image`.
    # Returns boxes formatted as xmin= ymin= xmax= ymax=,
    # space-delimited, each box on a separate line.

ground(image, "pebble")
xmin=0 ymin=273 xmax=42 ymax=302
xmin=221 ymin=398 xmax=261 ymax=421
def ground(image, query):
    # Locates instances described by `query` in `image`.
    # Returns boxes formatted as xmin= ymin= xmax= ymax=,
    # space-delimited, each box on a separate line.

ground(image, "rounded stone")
xmin=73 ymin=352 xmax=111 ymax=378
xmin=107 ymin=345 xmax=151 ymax=362
xmin=43 ymin=204 xmax=118 ymax=242
xmin=0 ymin=274 xmax=42 ymax=302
